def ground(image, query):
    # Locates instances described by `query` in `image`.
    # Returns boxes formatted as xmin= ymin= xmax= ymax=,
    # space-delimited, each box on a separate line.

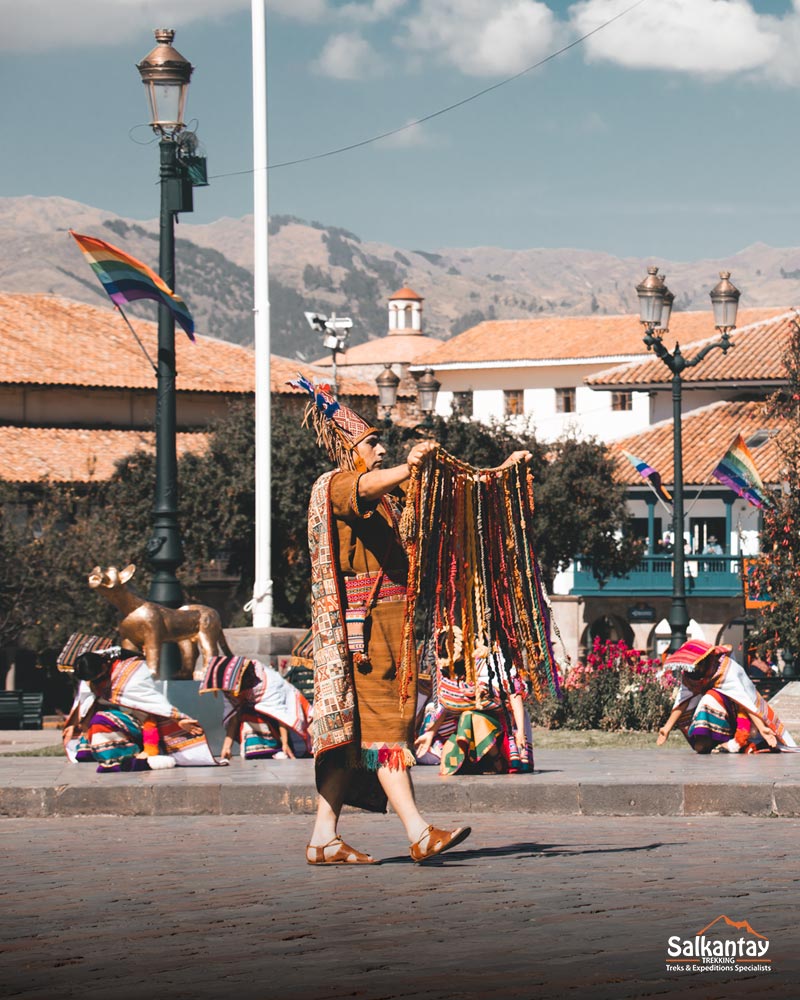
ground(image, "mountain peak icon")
xmin=696 ymin=914 xmax=767 ymax=940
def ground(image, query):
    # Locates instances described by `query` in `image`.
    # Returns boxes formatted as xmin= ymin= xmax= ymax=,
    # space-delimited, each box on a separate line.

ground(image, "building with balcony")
xmin=552 ymin=310 xmax=797 ymax=664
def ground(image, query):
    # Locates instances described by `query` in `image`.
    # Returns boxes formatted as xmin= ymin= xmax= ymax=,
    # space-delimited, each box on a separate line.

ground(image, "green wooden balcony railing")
xmin=570 ymin=554 xmax=744 ymax=598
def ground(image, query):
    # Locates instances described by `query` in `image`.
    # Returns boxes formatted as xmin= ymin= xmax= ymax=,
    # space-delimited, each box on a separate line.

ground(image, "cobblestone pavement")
xmin=1 ymin=814 xmax=799 ymax=1000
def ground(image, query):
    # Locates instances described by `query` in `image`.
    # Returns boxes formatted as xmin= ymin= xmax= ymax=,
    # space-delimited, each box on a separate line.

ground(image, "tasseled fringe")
xmin=142 ymin=719 xmax=160 ymax=756
xmin=400 ymin=448 xmax=562 ymax=707
xmin=361 ymin=746 xmax=417 ymax=772
xmin=304 ymin=401 xmax=355 ymax=470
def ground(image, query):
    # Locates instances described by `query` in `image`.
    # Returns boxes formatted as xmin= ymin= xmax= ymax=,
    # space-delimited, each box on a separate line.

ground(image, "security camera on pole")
xmin=305 ymin=311 xmax=352 ymax=398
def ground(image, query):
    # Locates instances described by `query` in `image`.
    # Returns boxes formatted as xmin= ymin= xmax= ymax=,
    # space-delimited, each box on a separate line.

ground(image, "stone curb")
xmin=2 ymin=750 xmax=799 ymax=818
xmin=2 ymin=778 xmax=800 ymax=818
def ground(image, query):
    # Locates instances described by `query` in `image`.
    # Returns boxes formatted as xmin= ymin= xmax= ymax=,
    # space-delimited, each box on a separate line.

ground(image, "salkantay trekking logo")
xmin=665 ymin=915 xmax=772 ymax=974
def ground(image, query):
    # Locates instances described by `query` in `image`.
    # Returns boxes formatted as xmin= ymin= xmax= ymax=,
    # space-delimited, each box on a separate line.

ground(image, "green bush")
xmin=530 ymin=638 xmax=677 ymax=732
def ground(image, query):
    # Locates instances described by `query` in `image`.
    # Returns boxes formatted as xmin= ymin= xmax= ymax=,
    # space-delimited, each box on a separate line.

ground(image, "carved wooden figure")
xmin=88 ymin=564 xmax=232 ymax=679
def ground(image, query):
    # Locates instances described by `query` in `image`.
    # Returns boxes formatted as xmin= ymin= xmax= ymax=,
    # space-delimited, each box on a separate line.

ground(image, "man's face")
xmin=355 ymin=434 xmax=386 ymax=471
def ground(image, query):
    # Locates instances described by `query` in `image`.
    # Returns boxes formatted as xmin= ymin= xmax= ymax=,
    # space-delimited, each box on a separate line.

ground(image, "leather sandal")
xmin=409 ymin=824 xmax=472 ymax=864
xmin=305 ymin=835 xmax=378 ymax=865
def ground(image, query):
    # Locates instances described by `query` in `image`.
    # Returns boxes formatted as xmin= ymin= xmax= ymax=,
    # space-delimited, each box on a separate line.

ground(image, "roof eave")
xmin=410 ymin=354 xmax=648 ymax=373
xmin=588 ymin=378 xmax=789 ymax=392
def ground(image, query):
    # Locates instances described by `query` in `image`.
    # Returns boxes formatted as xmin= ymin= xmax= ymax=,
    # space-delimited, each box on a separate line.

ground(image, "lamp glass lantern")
xmin=137 ymin=28 xmax=193 ymax=134
xmin=417 ymin=367 xmax=441 ymax=415
xmin=710 ymin=270 xmax=740 ymax=331
xmin=655 ymin=286 xmax=674 ymax=333
xmin=376 ymin=363 xmax=400 ymax=410
xmin=636 ymin=265 xmax=666 ymax=328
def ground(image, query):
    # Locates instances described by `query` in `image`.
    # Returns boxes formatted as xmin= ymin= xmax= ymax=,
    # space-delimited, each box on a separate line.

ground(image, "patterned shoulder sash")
xmin=308 ymin=471 xmax=357 ymax=757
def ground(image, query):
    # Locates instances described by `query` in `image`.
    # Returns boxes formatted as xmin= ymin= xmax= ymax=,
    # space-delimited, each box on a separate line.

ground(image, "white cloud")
xmin=0 ymin=0 xmax=327 ymax=52
xmin=338 ymin=0 xmax=407 ymax=24
xmin=313 ymin=31 xmax=384 ymax=79
xmin=570 ymin=0 xmax=779 ymax=79
xmin=400 ymin=0 xmax=563 ymax=77
xmin=761 ymin=2 xmax=800 ymax=86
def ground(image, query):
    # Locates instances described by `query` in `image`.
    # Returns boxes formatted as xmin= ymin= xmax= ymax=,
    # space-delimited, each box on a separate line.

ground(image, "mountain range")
xmin=3 ymin=195 xmax=800 ymax=360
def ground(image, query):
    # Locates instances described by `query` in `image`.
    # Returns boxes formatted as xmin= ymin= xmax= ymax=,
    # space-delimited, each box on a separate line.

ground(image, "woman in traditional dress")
xmin=414 ymin=628 xmax=534 ymax=775
xmin=200 ymin=655 xmax=312 ymax=760
xmin=656 ymin=639 xmax=797 ymax=753
xmin=60 ymin=643 xmax=216 ymax=771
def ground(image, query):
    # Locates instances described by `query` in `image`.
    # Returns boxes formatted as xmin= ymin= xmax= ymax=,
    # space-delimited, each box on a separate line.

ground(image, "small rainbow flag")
xmin=622 ymin=451 xmax=672 ymax=505
xmin=712 ymin=434 xmax=771 ymax=509
xmin=70 ymin=231 xmax=195 ymax=340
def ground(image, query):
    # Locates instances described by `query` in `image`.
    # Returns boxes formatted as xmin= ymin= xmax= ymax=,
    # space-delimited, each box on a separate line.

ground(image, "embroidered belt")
xmin=345 ymin=573 xmax=406 ymax=607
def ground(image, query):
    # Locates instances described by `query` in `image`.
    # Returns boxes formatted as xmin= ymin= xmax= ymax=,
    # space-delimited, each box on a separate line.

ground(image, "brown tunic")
xmin=330 ymin=471 xmax=416 ymax=749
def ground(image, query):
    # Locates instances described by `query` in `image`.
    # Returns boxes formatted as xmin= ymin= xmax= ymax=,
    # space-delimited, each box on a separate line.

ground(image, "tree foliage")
xmin=747 ymin=324 xmax=800 ymax=659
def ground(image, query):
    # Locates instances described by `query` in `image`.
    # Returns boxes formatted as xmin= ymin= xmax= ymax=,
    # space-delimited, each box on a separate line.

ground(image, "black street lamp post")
xmin=636 ymin=267 xmax=740 ymax=652
xmin=137 ymin=29 xmax=198 ymax=677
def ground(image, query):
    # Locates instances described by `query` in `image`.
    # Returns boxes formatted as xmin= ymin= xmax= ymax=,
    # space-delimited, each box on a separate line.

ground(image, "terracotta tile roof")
xmin=0 ymin=427 xmax=210 ymax=483
xmin=0 ymin=295 xmax=388 ymax=398
xmin=411 ymin=307 xmax=783 ymax=368
xmin=0 ymin=293 xmax=254 ymax=393
xmin=313 ymin=333 xmax=443 ymax=367
xmin=389 ymin=287 xmax=423 ymax=300
xmin=609 ymin=399 xmax=786 ymax=487
xmin=588 ymin=310 xmax=798 ymax=389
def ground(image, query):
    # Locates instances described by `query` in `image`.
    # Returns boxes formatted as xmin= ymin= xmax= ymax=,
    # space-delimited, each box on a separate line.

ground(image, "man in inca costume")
xmin=293 ymin=375 xmax=472 ymax=864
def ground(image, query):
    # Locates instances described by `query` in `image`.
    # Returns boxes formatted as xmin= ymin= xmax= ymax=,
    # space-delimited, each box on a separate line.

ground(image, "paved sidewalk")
xmin=1 ymin=731 xmax=799 ymax=817
xmin=1 ymin=813 xmax=798 ymax=999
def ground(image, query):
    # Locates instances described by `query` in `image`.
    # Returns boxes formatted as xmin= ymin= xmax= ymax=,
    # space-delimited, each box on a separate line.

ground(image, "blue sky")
xmin=1 ymin=0 xmax=799 ymax=259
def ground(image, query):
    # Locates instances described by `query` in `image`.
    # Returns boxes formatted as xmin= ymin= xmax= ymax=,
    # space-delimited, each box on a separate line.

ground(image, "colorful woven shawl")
xmin=200 ymin=655 xmax=251 ymax=696
xmin=68 ymin=657 xmax=218 ymax=766
xmin=57 ymin=632 xmax=116 ymax=672
xmin=672 ymin=651 xmax=798 ymax=750
xmin=308 ymin=470 xmax=357 ymax=758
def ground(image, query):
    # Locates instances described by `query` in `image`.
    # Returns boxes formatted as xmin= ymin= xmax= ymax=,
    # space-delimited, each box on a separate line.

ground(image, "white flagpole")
xmin=247 ymin=0 xmax=273 ymax=627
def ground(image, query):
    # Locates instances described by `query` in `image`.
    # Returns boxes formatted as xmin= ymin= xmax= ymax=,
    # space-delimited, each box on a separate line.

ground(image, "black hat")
xmin=74 ymin=651 xmax=114 ymax=682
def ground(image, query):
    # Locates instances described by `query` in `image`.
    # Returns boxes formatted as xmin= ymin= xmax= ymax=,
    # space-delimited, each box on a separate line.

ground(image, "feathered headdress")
xmin=288 ymin=373 xmax=378 ymax=471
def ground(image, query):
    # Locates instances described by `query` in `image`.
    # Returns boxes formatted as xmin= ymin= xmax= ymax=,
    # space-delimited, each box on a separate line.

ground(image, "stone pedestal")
xmin=154 ymin=680 xmax=225 ymax=756
xmin=765 ymin=681 xmax=800 ymax=732
xmin=224 ymin=626 xmax=308 ymax=672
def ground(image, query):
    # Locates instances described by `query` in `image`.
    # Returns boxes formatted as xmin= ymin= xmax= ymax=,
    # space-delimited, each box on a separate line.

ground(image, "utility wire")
xmin=209 ymin=0 xmax=649 ymax=179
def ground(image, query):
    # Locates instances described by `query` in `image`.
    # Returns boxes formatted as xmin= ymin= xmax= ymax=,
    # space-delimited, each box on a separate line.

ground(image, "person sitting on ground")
xmin=414 ymin=627 xmax=534 ymax=775
xmin=61 ymin=645 xmax=216 ymax=772
xmin=746 ymin=652 xmax=774 ymax=679
xmin=200 ymin=655 xmax=312 ymax=761
xmin=656 ymin=639 xmax=797 ymax=754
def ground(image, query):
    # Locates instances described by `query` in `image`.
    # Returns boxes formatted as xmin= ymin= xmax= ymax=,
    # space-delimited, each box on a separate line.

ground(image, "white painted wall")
xmin=650 ymin=387 xmax=733 ymax=423
xmin=433 ymin=363 xmax=651 ymax=443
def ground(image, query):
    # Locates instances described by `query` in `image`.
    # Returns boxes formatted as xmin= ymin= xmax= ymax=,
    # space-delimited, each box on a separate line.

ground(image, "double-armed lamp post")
xmin=376 ymin=364 xmax=441 ymax=426
xmin=636 ymin=267 xmax=740 ymax=652
xmin=137 ymin=29 xmax=206 ymax=675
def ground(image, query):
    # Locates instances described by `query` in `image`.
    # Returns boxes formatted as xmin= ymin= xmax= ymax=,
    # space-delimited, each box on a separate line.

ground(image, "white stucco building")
xmin=410 ymin=308 xmax=782 ymax=444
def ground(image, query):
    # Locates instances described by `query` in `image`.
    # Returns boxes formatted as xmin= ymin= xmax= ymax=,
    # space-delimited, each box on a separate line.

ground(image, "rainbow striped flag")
xmin=712 ymin=434 xmax=771 ymax=509
xmin=70 ymin=231 xmax=195 ymax=340
xmin=622 ymin=451 xmax=672 ymax=505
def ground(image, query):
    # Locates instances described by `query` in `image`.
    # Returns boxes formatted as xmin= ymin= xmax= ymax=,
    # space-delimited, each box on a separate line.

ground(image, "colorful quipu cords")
xmin=398 ymin=449 xmax=561 ymax=709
